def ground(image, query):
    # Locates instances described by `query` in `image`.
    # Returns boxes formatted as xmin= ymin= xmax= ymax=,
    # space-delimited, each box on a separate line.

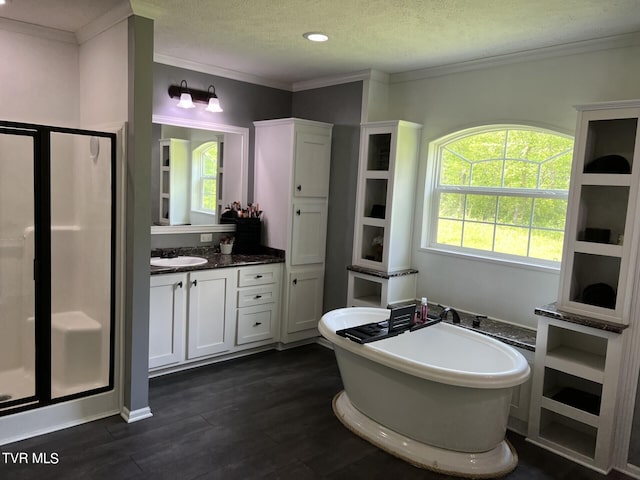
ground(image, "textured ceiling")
xmin=2 ymin=0 xmax=640 ymax=85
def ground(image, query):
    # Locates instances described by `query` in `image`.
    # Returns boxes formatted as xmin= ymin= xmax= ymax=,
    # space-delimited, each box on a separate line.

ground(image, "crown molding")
xmin=75 ymin=0 xmax=133 ymax=45
xmin=390 ymin=31 xmax=640 ymax=84
xmin=129 ymin=0 xmax=166 ymax=20
xmin=0 ymin=17 xmax=76 ymax=44
xmin=292 ymin=69 xmax=387 ymax=92
xmin=154 ymin=53 xmax=292 ymax=91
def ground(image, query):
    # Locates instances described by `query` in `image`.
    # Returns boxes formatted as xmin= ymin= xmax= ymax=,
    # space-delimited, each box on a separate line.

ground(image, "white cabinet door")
xmin=149 ymin=273 xmax=186 ymax=369
xmin=293 ymin=131 xmax=331 ymax=198
xmin=291 ymin=201 xmax=328 ymax=265
xmin=187 ymin=269 xmax=236 ymax=359
xmin=287 ymin=268 xmax=324 ymax=333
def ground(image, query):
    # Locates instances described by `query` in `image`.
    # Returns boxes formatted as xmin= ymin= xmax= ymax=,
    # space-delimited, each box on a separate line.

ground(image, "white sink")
xmin=150 ymin=256 xmax=208 ymax=267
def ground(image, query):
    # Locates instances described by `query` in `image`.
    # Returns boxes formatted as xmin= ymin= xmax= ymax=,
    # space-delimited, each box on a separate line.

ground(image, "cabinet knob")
xmin=255 ymin=274 xmax=263 ymax=279
xmin=255 ymin=295 xmax=262 ymax=299
xmin=293 ymin=278 xmax=298 ymax=285
xmin=296 ymin=209 xmax=301 ymax=216
xmin=176 ymin=281 xmax=183 ymax=289
xmin=296 ymin=185 xmax=302 ymax=192
xmin=191 ymin=279 xmax=198 ymax=287
xmin=253 ymin=322 xmax=262 ymax=327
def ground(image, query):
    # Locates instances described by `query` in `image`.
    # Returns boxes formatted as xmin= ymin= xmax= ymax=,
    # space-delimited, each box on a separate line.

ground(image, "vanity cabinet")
xmin=158 ymin=138 xmax=190 ymax=226
xmin=148 ymin=263 xmax=282 ymax=374
xmin=186 ymin=269 xmax=235 ymax=359
xmin=149 ymin=273 xmax=186 ymax=369
xmin=527 ymin=316 xmax=623 ymax=472
xmin=254 ymin=118 xmax=333 ymax=343
xmin=558 ymin=102 xmax=640 ymax=324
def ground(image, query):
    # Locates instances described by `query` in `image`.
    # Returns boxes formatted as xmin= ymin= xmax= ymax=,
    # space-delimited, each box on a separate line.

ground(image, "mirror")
xmin=150 ymin=115 xmax=249 ymax=233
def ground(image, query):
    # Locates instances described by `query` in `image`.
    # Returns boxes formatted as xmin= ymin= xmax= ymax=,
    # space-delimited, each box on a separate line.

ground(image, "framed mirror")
xmin=150 ymin=115 xmax=249 ymax=234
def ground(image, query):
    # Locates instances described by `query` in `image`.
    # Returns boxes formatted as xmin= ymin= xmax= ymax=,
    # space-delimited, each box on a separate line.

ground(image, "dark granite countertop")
xmin=534 ymin=302 xmax=628 ymax=334
xmin=391 ymin=300 xmax=536 ymax=352
xmin=347 ymin=265 xmax=419 ymax=278
xmin=150 ymin=246 xmax=284 ymax=275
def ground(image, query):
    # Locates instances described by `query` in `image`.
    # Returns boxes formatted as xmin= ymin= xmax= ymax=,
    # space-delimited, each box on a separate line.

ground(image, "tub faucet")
xmin=439 ymin=306 xmax=461 ymax=324
xmin=161 ymin=249 xmax=178 ymax=259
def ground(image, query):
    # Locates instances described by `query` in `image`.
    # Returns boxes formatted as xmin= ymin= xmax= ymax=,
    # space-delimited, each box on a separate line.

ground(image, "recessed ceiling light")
xmin=0 ymin=0 xmax=11 ymax=5
xmin=303 ymin=32 xmax=329 ymax=42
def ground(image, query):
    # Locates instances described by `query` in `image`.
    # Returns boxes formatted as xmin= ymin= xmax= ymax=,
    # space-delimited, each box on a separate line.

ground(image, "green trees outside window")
xmin=433 ymin=127 xmax=573 ymax=263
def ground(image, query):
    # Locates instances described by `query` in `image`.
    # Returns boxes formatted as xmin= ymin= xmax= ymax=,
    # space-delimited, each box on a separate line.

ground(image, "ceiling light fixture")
xmin=0 ymin=0 xmax=12 ymax=5
xmin=303 ymin=32 xmax=329 ymax=42
xmin=168 ymin=80 xmax=224 ymax=113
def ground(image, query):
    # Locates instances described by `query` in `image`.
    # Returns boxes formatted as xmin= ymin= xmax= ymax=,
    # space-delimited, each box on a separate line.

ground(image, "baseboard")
xmin=120 ymin=406 xmax=153 ymax=423
xmin=617 ymin=464 xmax=640 ymax=479
xmin=315 ymin=337 xmax=334 ymax=350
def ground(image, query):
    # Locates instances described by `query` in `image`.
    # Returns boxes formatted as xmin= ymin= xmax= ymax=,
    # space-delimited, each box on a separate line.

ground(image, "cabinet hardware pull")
xmin=293 ymin=278 xmax=297 ymax=285
xmin=192 ymin=280 xmax=198 ymax=287
xmin=255 ymin=295 xmax=262 ymax=299
xmin=296 ymin=185 xmax=302 ymax=191
xmin=176 ymin=281 xmax=183 ymax=288
xmin=296 ymin=209 xmax=301 ymax=216
xmin=255 ymin=274 xmax=263 ymax=279
xmin=254 ymin=322 xmax=262 ymax=326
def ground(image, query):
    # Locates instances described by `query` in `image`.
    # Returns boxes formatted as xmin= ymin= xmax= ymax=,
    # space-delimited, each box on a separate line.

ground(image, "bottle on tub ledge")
xmin=420 ymin=297 xmax=428 ymax=325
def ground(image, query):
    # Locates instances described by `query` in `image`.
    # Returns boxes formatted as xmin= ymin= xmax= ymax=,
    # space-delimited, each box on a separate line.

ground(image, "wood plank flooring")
xmin=0 ymin=344 xmax=632 ymax=479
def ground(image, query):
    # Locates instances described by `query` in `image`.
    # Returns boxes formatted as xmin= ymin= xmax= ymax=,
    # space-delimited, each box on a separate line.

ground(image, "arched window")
xmin=192 ymin=141 xmax=219 ymax=214
xmin=428 ymin=126 xmax=573 ymax=265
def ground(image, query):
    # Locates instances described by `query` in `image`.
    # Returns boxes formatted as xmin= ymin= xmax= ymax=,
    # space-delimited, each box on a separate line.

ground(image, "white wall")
xmin=388 ymin=43 xmax=640 ymax=328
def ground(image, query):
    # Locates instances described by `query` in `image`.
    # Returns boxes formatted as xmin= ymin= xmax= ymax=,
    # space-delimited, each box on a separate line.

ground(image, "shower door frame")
xmin=0 ymin=120 xmax=117 ymax=417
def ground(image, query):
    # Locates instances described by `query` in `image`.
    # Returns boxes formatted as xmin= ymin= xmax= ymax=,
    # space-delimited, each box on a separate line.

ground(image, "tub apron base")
xmin=332 ymin=391 xmax=518 ymax=479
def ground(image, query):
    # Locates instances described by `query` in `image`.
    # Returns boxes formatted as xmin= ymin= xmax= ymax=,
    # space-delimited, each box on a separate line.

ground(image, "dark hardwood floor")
xmin=0 ymin=344 xmax=632 ymax=479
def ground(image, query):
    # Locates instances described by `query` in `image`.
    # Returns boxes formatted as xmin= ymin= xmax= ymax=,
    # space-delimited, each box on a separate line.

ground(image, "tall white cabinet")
xmin=254 ymin=118 xmax=332 ymax=343
xmin=158 ymin=138 xmax=190 ymax=225
xmin=347 ymin=120 xmax=422 ymax=307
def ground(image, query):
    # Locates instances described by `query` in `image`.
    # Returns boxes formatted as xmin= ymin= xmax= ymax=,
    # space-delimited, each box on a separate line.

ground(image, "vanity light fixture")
xmin=205 ymin=85 xmax=223 ymax=112
xmin=175 ymin=80 xmax=195 ymax=109
xmin=168 ymin=80 xmax=223 ymax=113
xmin=303 ymin=32 xmax=329 ymax=42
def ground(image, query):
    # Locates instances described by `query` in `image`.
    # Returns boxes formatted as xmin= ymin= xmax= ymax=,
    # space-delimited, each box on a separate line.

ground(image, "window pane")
xmin=203 ymin=151 xmax=217 ymax=176
xmin=495 ymin=225 xmax=529 ymax=256
xmin=532 ymin=198 xmax=568 ymax=229
xmin=540 ymin=152 xmax=572 ymax=190
xmin=470 ymin=160 xmax=503 ymax=187
xmin=440 ymin=150 xmax=470 ymax=186
xmin=462 ymin=222 xmax=494 ymax=250
xmin=465 ymin=194 xmax=496 ymax=222
xmin=439 ymin=193 xmax=465 ymax=219
xmin=202 ymin=179 xmax=216 ymax=211
xmin=436 ymin=219 xmax=462 ymax=246
xmin=447 ymin=131 xmax=506 ymax=162
xmin=497 ymin=196 xmax=532 ymax=226
xmin=503 ymin=160 xmax=539 ymax=188
xmin=529 ymin=229 xmax=564 ymax=261
xmin=506 ymin=130 xmax=573 ymax=162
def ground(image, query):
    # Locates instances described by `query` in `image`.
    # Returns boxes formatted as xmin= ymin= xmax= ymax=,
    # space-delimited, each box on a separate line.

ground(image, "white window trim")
xmin=422 ymin=124 xmax=574 ymax=268
xmin=191 ymin=141 xmax=219 ymax=216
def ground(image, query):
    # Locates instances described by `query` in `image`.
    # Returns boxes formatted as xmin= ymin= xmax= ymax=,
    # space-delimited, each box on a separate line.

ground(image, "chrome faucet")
xmin=439 ymin=306 xmax=461 ymax=324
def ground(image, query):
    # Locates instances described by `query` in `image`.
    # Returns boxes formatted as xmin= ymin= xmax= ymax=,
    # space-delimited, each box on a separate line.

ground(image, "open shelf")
xmin=583 ymin=117 xmax=637 ymax=174
xmin=568 ymin=253 xmax=620 ymax=311
xmin=360 ymin=225 xmax=385 ymax=264
xmin=539 ymin=408 xmax=597 ymax=459
xmin=546 ymin=325 xmax=607 ymax=383
xmin=363 ymin=178 xmax=388 ymax=219
xmin=351 ymin=276 xmax=383 ymax=307
xmin=576 ymin=185 xmax=629 ymax=245
xmin=543 ymin=368 xmax=602 ymax=418
xmin=366 ymin=133 xmax=391 ymax=171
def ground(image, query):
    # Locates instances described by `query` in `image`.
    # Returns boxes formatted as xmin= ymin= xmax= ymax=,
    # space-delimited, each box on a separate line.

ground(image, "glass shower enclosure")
xmin=0 ymin=121 xmax=115 ymax=415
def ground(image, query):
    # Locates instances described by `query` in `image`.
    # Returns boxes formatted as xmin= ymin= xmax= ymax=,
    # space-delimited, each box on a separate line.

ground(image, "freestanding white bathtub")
xmin=319 ymin=307 xmax=530 ymax=478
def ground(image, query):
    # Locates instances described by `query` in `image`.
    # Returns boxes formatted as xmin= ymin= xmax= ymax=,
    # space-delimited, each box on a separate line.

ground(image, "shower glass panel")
xmin=0 ymin=130 xmax=36 ymax=409
xmin=50 ymin=133 xmax=113 ymax=399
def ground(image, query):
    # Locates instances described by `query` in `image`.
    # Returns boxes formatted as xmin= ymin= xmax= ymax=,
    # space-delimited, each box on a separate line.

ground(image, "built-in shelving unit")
xmin=558 ymin=103 xmax=640 ymax=324
xmin=158 ymin=138 xmax=190 ymax=225
xmin=347 ymin=121 xmax=422 ymax=307
xmin=528 ymin=316 xmax=623 ymax=472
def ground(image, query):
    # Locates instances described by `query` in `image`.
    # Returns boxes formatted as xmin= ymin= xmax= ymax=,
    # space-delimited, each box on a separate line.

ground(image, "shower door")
xmin=0 ymin=127 xmax=37 ymax=410
xmin=0 ymin=122 xmax=116 ymax=416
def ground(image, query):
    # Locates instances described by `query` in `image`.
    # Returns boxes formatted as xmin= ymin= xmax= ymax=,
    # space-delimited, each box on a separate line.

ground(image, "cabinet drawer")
xmin=238 ymin=264 xmax=279 ymax=287
xmin=236 ymin=304 xmax=276 ymax=345
xmin=237 ymin=284 xmax=278 ymax=308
